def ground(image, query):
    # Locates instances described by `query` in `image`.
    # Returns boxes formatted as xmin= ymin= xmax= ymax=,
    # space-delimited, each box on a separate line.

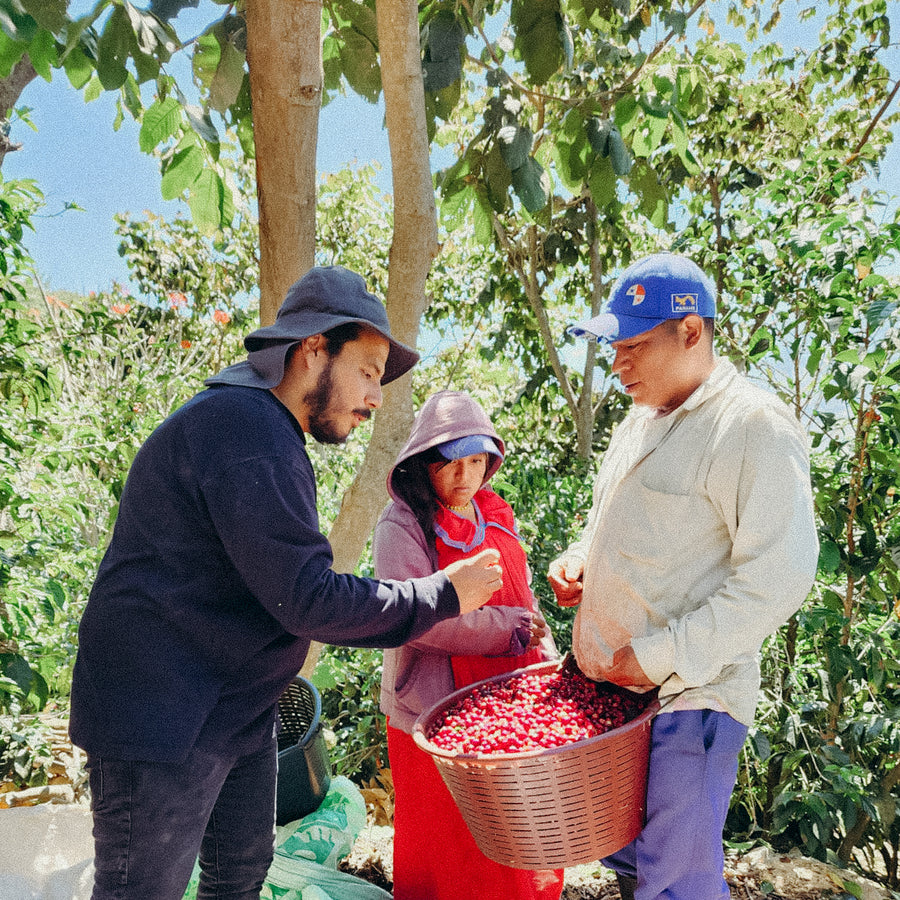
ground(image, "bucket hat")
xmin=569 ymin=253 xmax=716 ymax=343
xmin=206 ymin=266 xmax=420 ymax=389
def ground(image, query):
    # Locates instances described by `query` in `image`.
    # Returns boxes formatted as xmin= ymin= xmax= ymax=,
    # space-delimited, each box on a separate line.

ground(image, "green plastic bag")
xmin=182 ymin=776 xmax=390 ymax=900
xmin=276 ymin=775 xmax=367 ymax=868
xmin=263 ymin=854 xmax=391 ymax=900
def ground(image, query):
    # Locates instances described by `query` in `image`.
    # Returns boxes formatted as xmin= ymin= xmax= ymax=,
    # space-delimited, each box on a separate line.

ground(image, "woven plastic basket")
xmin=275 ymin=675 xmax=332 ymax=826
xmin=412 ymin=660 xmax=658 ymax=869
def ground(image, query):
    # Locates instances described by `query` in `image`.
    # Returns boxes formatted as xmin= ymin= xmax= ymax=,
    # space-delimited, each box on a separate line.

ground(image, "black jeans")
xmin=87 ymin=739 xmax=277 ymax=900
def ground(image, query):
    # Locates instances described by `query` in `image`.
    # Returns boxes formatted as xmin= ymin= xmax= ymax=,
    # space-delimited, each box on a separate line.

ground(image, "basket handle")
xmin=650 ymin=673 xmax=686 ymax=716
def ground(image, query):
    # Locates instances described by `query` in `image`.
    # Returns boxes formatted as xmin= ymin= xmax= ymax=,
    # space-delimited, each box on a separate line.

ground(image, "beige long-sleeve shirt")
xmin=564 ymin=358 xmax=819 ymax=725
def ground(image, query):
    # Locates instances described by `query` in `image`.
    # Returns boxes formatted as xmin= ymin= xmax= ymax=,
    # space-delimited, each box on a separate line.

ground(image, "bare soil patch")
xmin=341 ymin=825 xmax=893 ymax=900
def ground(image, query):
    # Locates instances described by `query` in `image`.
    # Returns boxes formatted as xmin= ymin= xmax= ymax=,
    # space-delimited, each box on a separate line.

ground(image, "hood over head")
xmin=387 ymin=391 xmax=505 ymax=502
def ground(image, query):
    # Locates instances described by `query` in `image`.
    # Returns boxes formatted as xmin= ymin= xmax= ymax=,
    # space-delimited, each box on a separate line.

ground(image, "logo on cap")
xmin=671 ymin=293 xmax=699 ymax=313
xmin=626 ymin=284 xmax=646 ymax=306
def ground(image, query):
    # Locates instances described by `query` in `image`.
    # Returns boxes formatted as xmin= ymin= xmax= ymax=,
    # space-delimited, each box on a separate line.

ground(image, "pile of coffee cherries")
xmin=426 ymin=658 xmax=655 ymax=756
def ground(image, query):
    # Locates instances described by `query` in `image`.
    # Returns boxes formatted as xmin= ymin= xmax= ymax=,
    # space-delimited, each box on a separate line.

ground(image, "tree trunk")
xmin=332 ymin=0 xmax=438 ymax=557
xmin=301 ymin=0 xmax=439 ymax=678
xmin=245 ymin=0 xmax=322 ymax=325
xmin=0 ymin=55 xmax=37 ymax=169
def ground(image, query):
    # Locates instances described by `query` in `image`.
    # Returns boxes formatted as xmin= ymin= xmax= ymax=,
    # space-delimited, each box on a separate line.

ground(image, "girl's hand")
xmin=527 ymin=612 xmax=549 ymax=649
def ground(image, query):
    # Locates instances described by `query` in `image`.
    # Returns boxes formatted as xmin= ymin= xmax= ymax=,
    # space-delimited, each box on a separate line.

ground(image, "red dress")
xmin=389 ymin=489 xmax=564 ymax=900
xmin=433 ymin=489 xmax=545 ymax=688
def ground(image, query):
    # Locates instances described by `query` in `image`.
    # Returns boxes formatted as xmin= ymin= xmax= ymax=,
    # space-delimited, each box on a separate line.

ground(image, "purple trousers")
xmin=604 ymin=709 xmax=748 ymax=900
xmin=87 ymin=739 xmax=277 ymax=900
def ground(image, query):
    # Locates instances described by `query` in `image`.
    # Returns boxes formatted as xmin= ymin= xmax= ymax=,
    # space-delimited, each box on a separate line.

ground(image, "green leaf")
xmin=818 ymin=540 xmax=841 ymax=574
xmin=438 ymin=182 xmax=472 ymax=231
xmin=63 ymin=43 xmax=93 ymax=89
xmin=96 ymin=5 xmax=132 ymax=91
xmin=511 ymin=156 xmax=549 ymax=214
xmin=25 ymin=27 xmax=55 ymax=81
xmin=209 ymin=40 xmax=245 ymax=113
xmin=192 ymin=30 xmax=220 ymax=88
xmin=670 ymin=111 xmax=699 ymax=174
xmin=473 ymin=187 xmax=493 ymax=245
xmin=642 ymin=108 xmax=668 ymax=155
xmin=339 ymin=29 xmax=381 ymax=103
xmin=586 ymin=118 xmax=612 ymax=157
xmin=517 ymin=17 xmax=563 ymax=85
xmin=865 ymin=299 xmax=895 ymax=328
xmin=512 ymin=0 xmax=564 ymax=86
xmin=122 ymin=72 xmax=143 ymax=118
xmin=0 ymin=2 xmax=37 ymax=43
xmin=553 ymin=137 xmax=587 ymax=191
xmin=614 ymin=95 xmax=640 ymax=139
xmin=187 ymin=168 xmax=224 ymax=233
xmin=0 ymin=31 xmax=26 ymax=78
xmin=631 ymin=161 xmax=668 ymax=227
xmin=20 ymin=0 xmax=68 ymax=34
xmin=161 ymin=145 xmax=203 ymax=200
xmin=83 ymin=73 xmax=102 ymax=102
xmin=237 ymin=114 xmax=254 ymax=158
xmin=139 ymin=97 xmax=181 ymax=153
xmin=498 ymin=123 xmax=532 ymax=171
xmin=588 ymin=154 xmax=617 ymax=208
xmin=184 ymin=103 xmax=219 ymax=145
xmin=483 ymin=143 xmax=512 ymax=209
xmin=149 ymin=0 xmax=199 ymax=23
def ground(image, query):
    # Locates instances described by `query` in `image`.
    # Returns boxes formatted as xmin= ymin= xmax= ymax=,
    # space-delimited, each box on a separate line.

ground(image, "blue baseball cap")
xmin=436 ymin=434 xmax=504 ymax=461
xmin=568 ymin=253 xmax=716 ymax=343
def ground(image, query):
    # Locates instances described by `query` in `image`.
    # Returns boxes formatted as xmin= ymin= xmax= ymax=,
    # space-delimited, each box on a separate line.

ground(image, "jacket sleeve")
xmin=373 ymin=509 xmax=534 ymax=657
xmin=631 ymin=405 xmax=819 ymax=686
xmin=204 ymin=453 xmax=460 ymax=649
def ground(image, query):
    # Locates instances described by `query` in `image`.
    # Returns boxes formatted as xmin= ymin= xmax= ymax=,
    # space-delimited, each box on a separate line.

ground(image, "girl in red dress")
xmin=374 ymin=390 xmax=563 ymax=900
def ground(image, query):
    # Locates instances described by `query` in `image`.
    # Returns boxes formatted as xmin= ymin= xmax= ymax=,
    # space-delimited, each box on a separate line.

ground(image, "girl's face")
xmin=428 ymin=453 xmax=489 ymax=509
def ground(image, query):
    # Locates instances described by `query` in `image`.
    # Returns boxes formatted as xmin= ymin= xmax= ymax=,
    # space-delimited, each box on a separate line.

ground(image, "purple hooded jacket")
xmin=374 ymin=391 xmax=557 ymax=733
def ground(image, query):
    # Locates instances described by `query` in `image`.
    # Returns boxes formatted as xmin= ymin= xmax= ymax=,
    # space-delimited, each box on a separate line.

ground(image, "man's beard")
xmin=303 ymin=359 xmax=371 ymax=445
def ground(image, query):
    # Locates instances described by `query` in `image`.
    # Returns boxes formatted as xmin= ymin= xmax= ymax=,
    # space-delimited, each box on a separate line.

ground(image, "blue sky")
xmin=3 ymin=66 xmax=393 ymax=294
xmin=3 ymin=5 xmax=898 ymax=295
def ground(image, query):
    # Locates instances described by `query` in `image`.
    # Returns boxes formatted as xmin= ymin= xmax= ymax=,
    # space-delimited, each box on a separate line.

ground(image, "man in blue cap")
xmin=69 ymin=266 xmax=503 ymax=900
xmin=549 ymin=253 xmax=818 ymax=900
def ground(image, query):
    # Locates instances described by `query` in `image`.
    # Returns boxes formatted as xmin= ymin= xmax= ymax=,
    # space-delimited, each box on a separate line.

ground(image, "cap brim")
xmin=568 ymin=313 xmax=621 ymax=343
xmin=382 ymin=336 xmax=419 ymax=384
xmin=436 ymin=435 xmax=504 ymax=461
xmin=205 ymin=341 xmax=296 ymax=389
xmin=568 ymin=312 xmax=669 ymax=343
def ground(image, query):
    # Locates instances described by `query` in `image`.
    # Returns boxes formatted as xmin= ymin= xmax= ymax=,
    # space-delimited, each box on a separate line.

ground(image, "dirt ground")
xmin=2 ymin=719 xmax=893 ymax=900
xmin=340 ymin=824 xmax=894 ymax=900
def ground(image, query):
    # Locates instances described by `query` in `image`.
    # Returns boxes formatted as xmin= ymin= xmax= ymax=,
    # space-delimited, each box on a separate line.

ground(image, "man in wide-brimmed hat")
xmin=69 ymin=266 xmax=503 ymax=900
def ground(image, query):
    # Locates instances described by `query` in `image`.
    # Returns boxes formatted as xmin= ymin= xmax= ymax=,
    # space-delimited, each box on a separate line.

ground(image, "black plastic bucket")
xmin=275 ymin=675 xmax=332 ymax=826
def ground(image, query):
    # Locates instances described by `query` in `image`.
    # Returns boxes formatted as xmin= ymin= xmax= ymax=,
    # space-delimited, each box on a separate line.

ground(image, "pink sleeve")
xmin=374 ymin=514 xmax=532 ymax=656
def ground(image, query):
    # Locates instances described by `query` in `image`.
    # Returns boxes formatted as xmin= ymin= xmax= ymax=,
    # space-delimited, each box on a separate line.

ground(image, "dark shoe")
xmin=616 ymin=872 xmax=638 ymax=900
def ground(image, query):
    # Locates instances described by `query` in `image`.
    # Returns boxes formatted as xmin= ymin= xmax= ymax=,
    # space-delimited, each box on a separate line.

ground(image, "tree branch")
xmin=845 ymin=77 xmax=900 ymax=164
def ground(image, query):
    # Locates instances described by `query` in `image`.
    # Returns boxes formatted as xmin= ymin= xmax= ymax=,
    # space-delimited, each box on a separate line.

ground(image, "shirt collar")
xmin=679 ymin=357 xmax=736 ymax=412
xmin=632 ymin=356 xmax=737 ymax=422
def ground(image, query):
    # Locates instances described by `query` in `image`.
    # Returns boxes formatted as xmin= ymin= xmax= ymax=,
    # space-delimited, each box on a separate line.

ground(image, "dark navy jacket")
xmin=69 ymin=385 xmax=458 ymax=763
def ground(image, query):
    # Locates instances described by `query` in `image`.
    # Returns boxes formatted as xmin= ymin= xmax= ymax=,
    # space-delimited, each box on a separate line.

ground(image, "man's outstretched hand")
xmin=445 ymin=549 xmax=503 ymax=614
